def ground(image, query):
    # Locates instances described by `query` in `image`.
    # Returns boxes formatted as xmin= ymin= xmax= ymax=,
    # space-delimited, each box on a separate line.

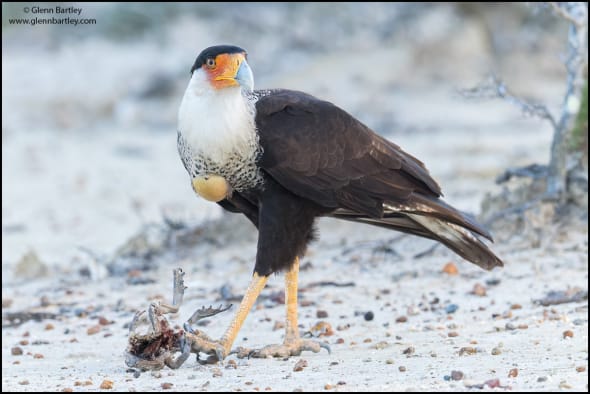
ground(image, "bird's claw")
xmin=233 ymin=339 xmax=330 ymax=359
xmin=185 ymin=331 xmax=228 ymax=364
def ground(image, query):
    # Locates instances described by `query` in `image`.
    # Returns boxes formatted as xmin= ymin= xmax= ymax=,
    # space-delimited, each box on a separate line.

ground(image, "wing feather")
xmin=256 ymin=90 xmax=440 ymax=217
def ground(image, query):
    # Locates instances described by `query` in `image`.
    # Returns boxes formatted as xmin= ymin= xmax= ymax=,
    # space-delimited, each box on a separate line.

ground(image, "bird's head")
xmin=189 ymin=45 xmax=253 ymax=93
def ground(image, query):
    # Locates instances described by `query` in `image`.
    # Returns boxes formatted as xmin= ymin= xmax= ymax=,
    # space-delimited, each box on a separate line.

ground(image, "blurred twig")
xmin=460 ymin=75 xmax=557 ymax=128
xmin=461 ymin=2 xmax=588 ymax=203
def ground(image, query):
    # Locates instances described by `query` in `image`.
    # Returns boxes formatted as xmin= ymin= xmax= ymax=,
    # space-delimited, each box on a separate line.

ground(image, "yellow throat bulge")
xmin=192 ymin=175 xmax=231 ymax=202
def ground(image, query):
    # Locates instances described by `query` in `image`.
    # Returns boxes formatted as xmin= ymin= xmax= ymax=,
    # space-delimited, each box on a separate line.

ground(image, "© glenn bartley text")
xmin=24 ymin=6 xmax=83 ymax=15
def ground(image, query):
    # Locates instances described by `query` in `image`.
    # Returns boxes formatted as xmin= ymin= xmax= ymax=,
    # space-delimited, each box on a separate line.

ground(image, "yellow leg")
xmin=235 ymin=257 xmax=330 ymax=358
xmin=219 ymin=272 xmax=268 ymax=355
xmin=284 ymin=257 xmax=300 ymax=341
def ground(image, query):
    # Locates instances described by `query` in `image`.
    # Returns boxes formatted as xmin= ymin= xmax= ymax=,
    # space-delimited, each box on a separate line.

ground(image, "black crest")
xmin=190 ymin=45 xmax=247 ymax=74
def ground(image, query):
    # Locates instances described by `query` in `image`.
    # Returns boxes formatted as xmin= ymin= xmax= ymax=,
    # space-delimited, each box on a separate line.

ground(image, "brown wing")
xmin=256 ymin=90 xmax=442 ymax=218
xmin=254 ymin=90 xmax=503 ymax=271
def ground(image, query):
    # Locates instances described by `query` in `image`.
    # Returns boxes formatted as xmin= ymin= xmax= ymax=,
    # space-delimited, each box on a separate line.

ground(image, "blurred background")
xmin=2 ymin=3 xmax=570 ymax=279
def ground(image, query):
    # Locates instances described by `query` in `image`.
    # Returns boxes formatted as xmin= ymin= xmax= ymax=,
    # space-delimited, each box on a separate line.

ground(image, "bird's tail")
xmin=330 ymin=195 xmax=503 ymax=270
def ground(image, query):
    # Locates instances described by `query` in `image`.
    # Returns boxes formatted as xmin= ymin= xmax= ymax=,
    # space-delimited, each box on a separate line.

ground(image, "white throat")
xmin=177 ymin=70 xmax=257 ymax=165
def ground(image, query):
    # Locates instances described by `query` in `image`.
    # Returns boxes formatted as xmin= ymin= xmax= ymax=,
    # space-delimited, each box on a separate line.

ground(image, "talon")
xmin=319 ymin=342 xmax=331 ymax=355
xmin=215 ymin=347 xmax=225 ymax=364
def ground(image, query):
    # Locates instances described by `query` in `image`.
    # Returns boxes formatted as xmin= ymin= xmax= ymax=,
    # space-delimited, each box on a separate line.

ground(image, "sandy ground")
xmin=2 ymin=4 xmax=588 ymax=391
xmin=2 ymin=120 xmax=587 ymax=392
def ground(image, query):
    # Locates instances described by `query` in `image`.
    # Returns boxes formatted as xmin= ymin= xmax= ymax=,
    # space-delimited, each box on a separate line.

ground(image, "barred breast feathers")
xmin=177 ymin=73 xmax=265 ymax=191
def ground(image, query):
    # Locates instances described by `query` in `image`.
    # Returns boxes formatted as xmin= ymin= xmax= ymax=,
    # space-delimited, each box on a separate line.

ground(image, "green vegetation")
xmin=570 ymin=80 xmax=588 ymax=158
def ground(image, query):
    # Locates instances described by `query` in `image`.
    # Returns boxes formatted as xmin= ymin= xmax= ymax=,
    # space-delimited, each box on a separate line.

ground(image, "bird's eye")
xmin=205 ymin=58 xmax=216 ymax=69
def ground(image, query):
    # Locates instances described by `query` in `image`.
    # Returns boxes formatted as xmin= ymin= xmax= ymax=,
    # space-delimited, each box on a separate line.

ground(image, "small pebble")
xmin=99 ymin=380 xmax=113 ymax=389
xmin=335 ymin=338 xmax=344 ymax=344
xmin=33 ymin=353 xmax=44 ymax=359
xmin=537 ymin=376 xmax=547 ymax=382
xmin=505 ymin=322 xmax=517 ymax=330
xmin=448 ymin=331 xmax=459 ymax=337
xmin=491 ymin=347 xmax=502 ymax=355
xmin=87 ymin=325 xmax=101 ymax=335
xmin=161 ymin=382 xmax=173 ymax=390
xmin=459 ymin=347 xmax=476 ymax=356
xmin=485 ymin=378 xmax=500 ymax=388
xmin=472 ymin=283 xmax=486 ymax=296
xmin=451 ymin=370 xmax=464 ymax=381
xmin=62 ymin=388 xmax=73 ymax=392
xmin=19 ymin=340 xmax=29 ymax=345
xmin=508 ymin=368 xmax=518 ymax=377
xmin=212 ymin=368 xmax=223 ymax=377
xmin=45 ymin=323 xmax=54 ymax=331
xmin=575 ymin=366 xmax=585 ymax=372
xmin=11 ymin=347 xmax=23 ymax=356
xmin=324 ymin=384 xmax=333 ymax=390
xmin=402 ymin=346 xmax=415 ymax=355
xmin=443 ymin=375 xmax=451 ymax=381
xmin=309 ymin=321 xmax=334 ymax=337
xmin=386 ymin=359 xmax=394 ymax=364
xmin=98 ymin=316 xmax=111 ymax=325
xmin=517 ymin=324 xmax=528 ymax=329
xmin=399 ymin=366 xmax=406 ymax=372
xmin=363 ymin=338 xmax=372 ymax=343
xmin=563 ymin=330 xmax=573 ymax=339
xmin=272 ymin=321 xmax=285 ymax=331
xmin=510 ymin=304 xmax=522 ymax=309
xmin=226 ymin=360 xmax=237 ymax=369
xmin=364 ymin=311 xmax=374 ymax=321
xmin=293 ymin=359 xmax=308 ymax=372
xmin=18 ymin=380 xmax=29 ymax=385
xmin=485 ymin=278 xmax=501 ymax=286
xmin=371 ymin=341 xmax=389 ymax=350
xmin=445 ymin=304 xmax=459 ymax=314
xmin=442 ymin=262 xmax=458 ymax=275
xmin=245 ymin=381 xmax=253 ymax=386
xmin=559 ymin=381 xmax=572 ymax=389
xmin=395 ymin=316 xmax=407 ymax=323
xmin=430 ymin=352 xmax=437 ymax=357
xmin=316 ymin=310 xmax=328 ymax=318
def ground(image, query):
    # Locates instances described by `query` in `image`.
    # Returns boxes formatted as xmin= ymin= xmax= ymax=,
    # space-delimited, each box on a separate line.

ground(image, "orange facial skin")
xmin=205 ymin=53 xmax=247 ymax=90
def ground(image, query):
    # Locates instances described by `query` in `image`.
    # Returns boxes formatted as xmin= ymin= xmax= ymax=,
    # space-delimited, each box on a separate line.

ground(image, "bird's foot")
xmin=184 ymin=331 xmax=228 ymax=365
xmin=233 ymin=338 xmax=330 ymax=359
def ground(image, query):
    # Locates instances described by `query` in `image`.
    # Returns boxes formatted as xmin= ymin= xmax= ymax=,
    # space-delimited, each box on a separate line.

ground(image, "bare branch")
xmin=549 ymin=2 xmax=587 ymax=28
xmin=464 ymin=3 xmax=587 ymax=202
xmin=459 ymin=75 xmax=557 ymax=127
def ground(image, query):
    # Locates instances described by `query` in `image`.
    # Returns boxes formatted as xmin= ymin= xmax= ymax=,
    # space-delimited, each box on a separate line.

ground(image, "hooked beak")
xmin=212 ymin=53 xmax=254 ymax=92
xmin=234 ymin=59 xmax=254 ymax=92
